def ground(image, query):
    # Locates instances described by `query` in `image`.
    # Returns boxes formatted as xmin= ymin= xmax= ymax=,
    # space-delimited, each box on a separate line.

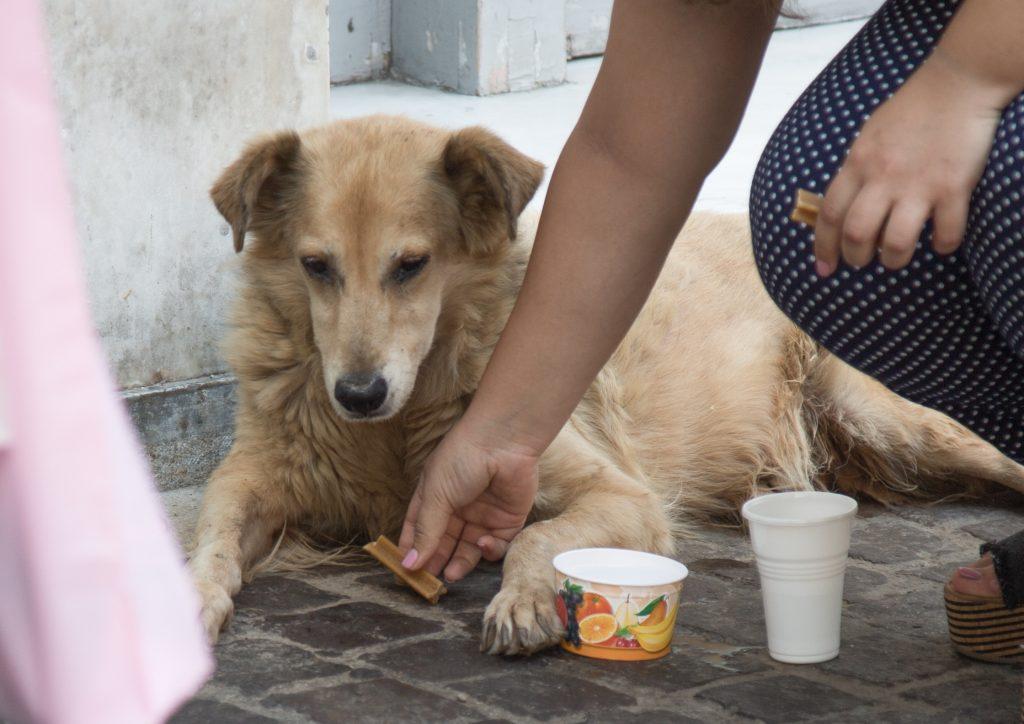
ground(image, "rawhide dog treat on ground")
xmin=790 ymin=188 xmax=824 ymax=227
xmin=363 ymin=534 xmax=447 ymax=604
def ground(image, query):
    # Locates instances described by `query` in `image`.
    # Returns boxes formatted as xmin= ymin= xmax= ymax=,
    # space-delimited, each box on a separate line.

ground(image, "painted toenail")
xmin=957 ymin=566 xmax=983 ymax=580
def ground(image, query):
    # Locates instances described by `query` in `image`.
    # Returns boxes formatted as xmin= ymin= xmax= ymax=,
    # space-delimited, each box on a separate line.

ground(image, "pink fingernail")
xmin=401 ymin=549 xmax=418 ymax=569
xmin=957 ymin=566 xmax=982 ymax=580
xmin=814 ymin=260 xmax=831 ymax=277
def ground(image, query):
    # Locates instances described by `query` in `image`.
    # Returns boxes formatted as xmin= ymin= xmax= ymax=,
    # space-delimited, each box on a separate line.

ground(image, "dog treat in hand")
xmin=790 ymin=188 xmax=824 ymax=227
xmin=363 ymin=535 xmax=447 ymax=604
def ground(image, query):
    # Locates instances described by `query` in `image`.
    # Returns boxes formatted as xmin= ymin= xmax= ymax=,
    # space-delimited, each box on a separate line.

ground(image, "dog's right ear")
xmin=442 ymin=126 xmax=544 ymax=256
xmin=210 ymin=130 xmax=302 ymax=253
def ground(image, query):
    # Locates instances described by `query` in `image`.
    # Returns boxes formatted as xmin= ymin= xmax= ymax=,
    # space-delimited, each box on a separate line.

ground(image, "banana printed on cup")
xmin=553 ymin=548 xmax=688 ymax=661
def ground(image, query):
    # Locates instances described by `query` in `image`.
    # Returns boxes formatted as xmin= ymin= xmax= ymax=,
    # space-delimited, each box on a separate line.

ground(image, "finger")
xmin=477 ymin=534 xmax=510 ymax=562
xmin=932 ymin=195 xmax=970 ymax=255
xmin=443 ymin=538 xmax=484 ymax=582
xmin=424 ymin=516 xmax=465 ymax=576
xmin=879 ymin=200 xmax=929 ymax=270
xmin=814 ymin=169 xmax=862 ymax=276
xmin=398 ymin=486 xmax=422 ymax=555
xmin=404 ymin=483 xmax=456 ymax=571
xmin=840 ymin=185 xmax=891 ymax=269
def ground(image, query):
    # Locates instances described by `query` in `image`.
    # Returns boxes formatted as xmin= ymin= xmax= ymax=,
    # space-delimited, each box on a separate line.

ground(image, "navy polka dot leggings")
xmin=751 ymin=0 xmax=1024 ymax=464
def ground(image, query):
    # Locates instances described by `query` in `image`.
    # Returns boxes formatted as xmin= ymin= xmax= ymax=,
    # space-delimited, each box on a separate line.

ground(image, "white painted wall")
xmin=565 ymin=0 xmax=611 ymax=58
xmin=45 ymin=1 xmax=330 ymax=388
xmin=391 ymin=0 xmax=566 ymax=95
xmin=330 ymin=0 xmax=390 ymax=83
xmin=477 ymin=0 xmax=566 ymax=94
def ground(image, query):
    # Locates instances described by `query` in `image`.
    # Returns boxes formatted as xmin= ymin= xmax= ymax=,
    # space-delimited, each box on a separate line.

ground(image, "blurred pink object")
xmin=0 ymin=1 xmax=213 ymax=722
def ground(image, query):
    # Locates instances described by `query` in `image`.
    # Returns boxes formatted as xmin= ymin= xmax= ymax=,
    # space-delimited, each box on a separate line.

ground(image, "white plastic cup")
xmin=741 ymin=491 xmax=858 ymax=664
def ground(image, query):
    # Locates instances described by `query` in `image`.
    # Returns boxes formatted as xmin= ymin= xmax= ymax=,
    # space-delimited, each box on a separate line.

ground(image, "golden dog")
xmin=189 ymin=116 xmax=1024 ymax=655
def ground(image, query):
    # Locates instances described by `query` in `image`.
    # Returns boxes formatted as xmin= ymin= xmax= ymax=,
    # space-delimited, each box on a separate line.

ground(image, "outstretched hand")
xmin=399 ymin=422 xmax=540 ymax=582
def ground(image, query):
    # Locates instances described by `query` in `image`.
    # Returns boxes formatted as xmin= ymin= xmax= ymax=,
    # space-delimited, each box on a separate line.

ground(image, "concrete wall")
xmin=44 ymin=0 xmax=330 ymax=389
xmin=330 ymin=0 xmax=390 ymax=83
xmin=391 ymin=0 xmax=565 ymax=95
xmin=565 ymin=0 xmax=611 ymax=58
xmin=390 ymin=0 xmax=474 ymax=93
xmin=477 ymin=0 xmax=565 ymax=94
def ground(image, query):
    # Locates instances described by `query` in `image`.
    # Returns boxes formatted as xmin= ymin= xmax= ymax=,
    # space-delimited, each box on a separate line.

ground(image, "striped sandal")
xmin=945 ymin=532 xmax=1024 ymax=664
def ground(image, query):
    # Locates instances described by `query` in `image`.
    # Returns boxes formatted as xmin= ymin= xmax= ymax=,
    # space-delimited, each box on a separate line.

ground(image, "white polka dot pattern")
xmin=750 ymin=0 xmax=1024 ymax=463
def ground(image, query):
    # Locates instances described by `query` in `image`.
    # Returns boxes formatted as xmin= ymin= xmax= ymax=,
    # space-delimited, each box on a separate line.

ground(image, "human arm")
xmin=814 ymin=0 xmax=1024 ymax=274
xmin=399 ymin=0 xmax=780 ymax=579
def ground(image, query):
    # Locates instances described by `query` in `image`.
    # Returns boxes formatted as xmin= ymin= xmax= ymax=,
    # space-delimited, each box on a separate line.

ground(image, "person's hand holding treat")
xmin=399 ymin=418 xmax=540 ymax=582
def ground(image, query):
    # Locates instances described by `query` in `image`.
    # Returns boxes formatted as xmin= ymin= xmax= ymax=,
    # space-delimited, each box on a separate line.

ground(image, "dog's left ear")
xmin=442 ymin=126 xmax=544 ymax=255
xmin=210 ymin=130 xmax=303 ymax=253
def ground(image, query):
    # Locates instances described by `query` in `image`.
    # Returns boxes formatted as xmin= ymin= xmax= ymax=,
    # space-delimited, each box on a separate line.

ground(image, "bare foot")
xmin=949 ymin=553 xmax=1002 ymax=599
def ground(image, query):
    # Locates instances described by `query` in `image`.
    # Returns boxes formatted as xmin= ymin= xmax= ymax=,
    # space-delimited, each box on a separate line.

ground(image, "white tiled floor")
xmin=331 ymin=20 xmax=865 ymax=212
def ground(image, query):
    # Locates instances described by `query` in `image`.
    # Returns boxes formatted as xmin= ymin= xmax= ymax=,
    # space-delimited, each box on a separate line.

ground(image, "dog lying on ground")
xmin=189 ymin=115 xmax=1024 ymax=655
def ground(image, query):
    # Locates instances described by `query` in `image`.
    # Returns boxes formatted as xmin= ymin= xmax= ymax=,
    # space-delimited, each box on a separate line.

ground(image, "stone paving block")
xmin=895 ymin=560 xmax=956 ymax=584
xmin=234 ymin=574 xmax=343 ymax=619
xmin=597 ymin=710 xmax=704 ymax=723
xmin=266 ymin=601 xmax=443 ymax=650
xmin=961 ymin=508 xmax=1024 ymax=545
xmin=451 ymin=669 xmax=635 ymax=720
xmin=817 ymin=619 xmax=966 ymax=686
xmin=679 ymin=525 xmax=753 ymax=563
xmin=452 ymin=609 xmax=487 ymax=640
xmin=435 ymin=563 xmax=503 ymax=613
xmin=902 ymin=672 xmax=1022 ymax=724
xmin=678 ymin=574 xmax=766 ymax=647
xmin=362 ymin=636 xmax=555 ymax=682
xmin=697 ymin=674 xmax=870 ymax=722
xmin=842 ymin=586 xmax=949 ymax=638
xmin=529 ymin=634 xmax=766 ymax=699
xmin=615 ymin=644 xmax=768 ymax=692
xmin=814 ymin=708 xmax=936 ymax=723
xmin=890 ymin=494 xmax=1023 ymax=528
xmin=206 ymin=635 xmax=351 ymax=696
xmin=849 ymin=517 xmax=956 ymax=565
xmin=686 ymin=558 xmax=758 ymax=586
xmin=267 ymin=678 xmax=481 ymax=723
xmin=170 ymin=698 xmax=277 ymax=723
xmin=841 ymin=563 xmax=890 ymax=599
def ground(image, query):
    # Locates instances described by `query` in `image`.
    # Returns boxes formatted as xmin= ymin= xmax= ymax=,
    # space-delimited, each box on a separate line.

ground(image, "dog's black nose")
xmin=334 ymin=373 xmax=388 ymax=416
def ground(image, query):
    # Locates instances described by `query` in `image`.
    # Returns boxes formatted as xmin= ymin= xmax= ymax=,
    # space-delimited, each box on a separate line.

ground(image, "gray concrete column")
xmin=391 ymin=0 xmax=566 ymax=96
xmin=565 ymin=0 xmax=612 ymax=59
xmin=330 ymin=0 xmax=391 ymax=83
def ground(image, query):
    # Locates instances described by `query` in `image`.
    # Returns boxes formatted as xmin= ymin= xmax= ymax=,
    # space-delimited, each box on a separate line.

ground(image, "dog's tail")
xmin=246 ymin=523 xmax=363 ymax=580
xmin=804 ymin=344 xmax=1024 ymax=502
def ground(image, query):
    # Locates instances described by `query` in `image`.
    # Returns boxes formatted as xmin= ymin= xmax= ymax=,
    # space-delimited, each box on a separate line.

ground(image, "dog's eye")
xmin=301 ymin=256 xmax=332 ymax=281
xmin=393 ymin=255 xmax=429 ymax=284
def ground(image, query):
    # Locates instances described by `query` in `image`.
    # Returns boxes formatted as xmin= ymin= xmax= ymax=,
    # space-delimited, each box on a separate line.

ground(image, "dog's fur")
xmin=190 ymin=116 xmax=1024 ymax=654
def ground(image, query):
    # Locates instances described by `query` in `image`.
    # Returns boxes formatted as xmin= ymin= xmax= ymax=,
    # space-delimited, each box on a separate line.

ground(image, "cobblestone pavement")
xmin=171 ymin=497 xmax=1024 ymax=723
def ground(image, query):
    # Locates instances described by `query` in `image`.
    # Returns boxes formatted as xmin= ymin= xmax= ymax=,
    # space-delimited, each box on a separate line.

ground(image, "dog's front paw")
xmin=481 ymin=583 xmax=563 ymax=656
xmin=193 ymin=578 xmax=234 ymax=645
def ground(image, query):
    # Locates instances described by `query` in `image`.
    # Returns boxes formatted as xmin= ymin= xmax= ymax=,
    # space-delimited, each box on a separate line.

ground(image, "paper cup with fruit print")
xmin=553 ymin=548 xmax=688 ymax=661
